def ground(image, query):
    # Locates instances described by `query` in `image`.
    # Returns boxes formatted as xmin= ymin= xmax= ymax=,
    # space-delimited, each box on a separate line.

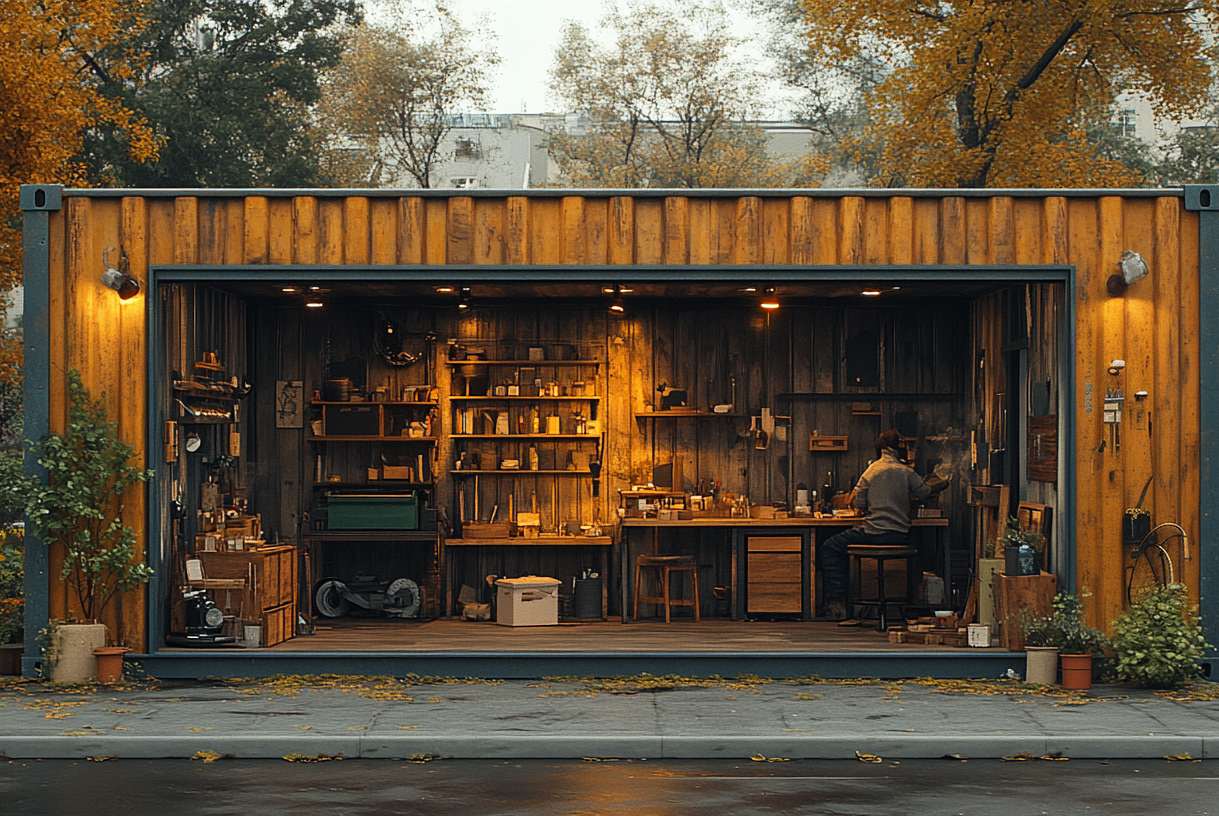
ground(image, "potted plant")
xmin=1112 ymin=584 xmax=1208 ymax=688
xmin=1000 ymin=516 xmax=1044 ymax=576
xmin=1019 ymin=610 xmax=1062 ymax=685
xmin=1047 ymin=591 xmax=1109 ymax=690
xmin=23 ymin=372 xmax=152 ymax=681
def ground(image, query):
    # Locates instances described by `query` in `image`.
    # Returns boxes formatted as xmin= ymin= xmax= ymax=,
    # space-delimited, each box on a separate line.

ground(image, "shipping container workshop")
xmin=18 ymin=186 xmax=1219 ymax=679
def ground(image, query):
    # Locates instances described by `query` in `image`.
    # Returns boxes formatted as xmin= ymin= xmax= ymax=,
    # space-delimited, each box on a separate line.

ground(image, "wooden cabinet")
xmin=746 ymin=536 xmax=804 ymax=615
xmin=993 ymin=571 xmax=1056 ymax=651
xmin=198 ymin=546 xmax=298 ymax=646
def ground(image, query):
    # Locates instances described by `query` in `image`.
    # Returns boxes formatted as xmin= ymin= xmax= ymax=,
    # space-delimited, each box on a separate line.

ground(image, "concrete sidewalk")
xmin=3 ymin=674 xmax=1219 ymax=760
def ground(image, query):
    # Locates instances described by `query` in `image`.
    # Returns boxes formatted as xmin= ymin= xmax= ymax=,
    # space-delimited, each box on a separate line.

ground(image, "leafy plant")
xmin=1112 ymin=584 xmax=1207 ymax=689
xmin=24 ymin=372 xmax=152 ymax=622
xmin=1001 ymin=516 xmax=1044 ymax=554
xmin=1019 ymin=591 xmax=1108 ymax=656
xmin=0 ymin=526 xmax=23 ymax=645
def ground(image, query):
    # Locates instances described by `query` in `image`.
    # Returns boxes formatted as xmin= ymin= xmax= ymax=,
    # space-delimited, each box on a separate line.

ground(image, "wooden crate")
xmin=993 ymin=571 xmax=1057 ymax=651
xmin=199 ymin=546 xmax=299 ymax=646
xmin=260 ymin=602 xmax=296 ymax=647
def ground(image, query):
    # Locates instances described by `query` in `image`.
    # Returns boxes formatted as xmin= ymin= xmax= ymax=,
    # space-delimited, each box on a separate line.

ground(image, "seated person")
xmin=821 ymin=429 xmax=949 ymax=621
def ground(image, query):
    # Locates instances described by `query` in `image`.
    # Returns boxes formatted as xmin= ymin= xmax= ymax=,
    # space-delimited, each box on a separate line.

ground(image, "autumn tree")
xmin=547 ymin=0 xmax=810 ymax=188
xmin=793 ymin=0 xmax=1217 ymax=187
xmin=318 ymin=1 xmax=499 ymax=188
xmin=0 ymin=0 xmax=157 ymax=293
xmin=86 ymin=0 xmax=360 ymax=187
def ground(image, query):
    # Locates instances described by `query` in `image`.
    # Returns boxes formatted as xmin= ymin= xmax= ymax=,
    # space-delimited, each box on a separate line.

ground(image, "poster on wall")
xmin=276 ymin=380 xmax=304 ymax=428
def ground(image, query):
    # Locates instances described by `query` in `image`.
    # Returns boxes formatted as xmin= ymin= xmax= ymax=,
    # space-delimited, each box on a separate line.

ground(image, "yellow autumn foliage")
xmin=799 ymin=0 xmax=1216 ymax=187
xmin=0 ymin=1 xmax=159 ymax=293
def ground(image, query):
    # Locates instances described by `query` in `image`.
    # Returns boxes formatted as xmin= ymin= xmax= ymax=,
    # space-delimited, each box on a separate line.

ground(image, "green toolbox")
xmin=326 ymin=493 xmax=419 ymax=530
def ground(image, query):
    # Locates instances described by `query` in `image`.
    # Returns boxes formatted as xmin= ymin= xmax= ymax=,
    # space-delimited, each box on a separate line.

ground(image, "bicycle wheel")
xmin=1127 ymin=545 xmax=1171 ymax=606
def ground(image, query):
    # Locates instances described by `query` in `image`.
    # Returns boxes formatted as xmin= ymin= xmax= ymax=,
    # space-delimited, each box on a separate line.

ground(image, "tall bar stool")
xmin=847 ymin=544 xmax=918 ymax=631
xmin=633 ymin=555 xmax=700 ymax=622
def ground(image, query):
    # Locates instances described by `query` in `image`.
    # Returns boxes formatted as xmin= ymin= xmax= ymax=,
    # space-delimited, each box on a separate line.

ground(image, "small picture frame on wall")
xmin=276 ymin=380 xmax=304 ymax=428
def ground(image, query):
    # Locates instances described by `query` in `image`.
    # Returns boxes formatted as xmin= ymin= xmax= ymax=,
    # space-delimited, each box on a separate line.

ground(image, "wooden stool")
xmin=847 ymin=544 xmax=918 ymax=631
xmin=633 ymin=555 xmax=700 ymax=622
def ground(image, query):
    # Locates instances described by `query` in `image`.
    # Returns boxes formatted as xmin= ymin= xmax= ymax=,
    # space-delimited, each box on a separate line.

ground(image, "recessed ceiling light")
xmin=305 ymin=300 xmax=324 ymax=308
xmin=740 ymin=286 xmax=758 ymax=293
xmin=282 ymin=286 xmax=300 ymax=294
xmin=862 ymin=289 xmax=882 ymax=297
xmin=435 ymin=285 xmax=456 ymax=294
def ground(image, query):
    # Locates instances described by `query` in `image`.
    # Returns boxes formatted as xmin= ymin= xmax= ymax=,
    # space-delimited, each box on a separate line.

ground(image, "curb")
xmin=1 ymin=733 xmax=1212 ymax=760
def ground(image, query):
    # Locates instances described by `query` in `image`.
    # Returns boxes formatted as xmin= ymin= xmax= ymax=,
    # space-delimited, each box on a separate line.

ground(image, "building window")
xmin=454 ymin=137 xmax=482 ymax=161
xmin=450 ymin=177 xmax=479 ymax=189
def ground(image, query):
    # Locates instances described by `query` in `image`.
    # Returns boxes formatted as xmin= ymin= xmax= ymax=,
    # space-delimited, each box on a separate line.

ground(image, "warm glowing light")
xmin=862 ymin=289 xmax=882 ymax=297
xmin=305 ymin=300 xmax=324 ymax=308
xmin=435 ymin=285 xmax=456 ymax=293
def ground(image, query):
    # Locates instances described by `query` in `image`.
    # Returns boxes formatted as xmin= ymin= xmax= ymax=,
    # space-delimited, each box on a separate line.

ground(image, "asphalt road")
xmin=2 ymin=758 xmax=1217 ymax=815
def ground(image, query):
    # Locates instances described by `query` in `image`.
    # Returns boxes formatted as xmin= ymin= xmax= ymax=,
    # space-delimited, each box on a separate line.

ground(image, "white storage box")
xmin=495 ymin=576 xmax=561 ymax=626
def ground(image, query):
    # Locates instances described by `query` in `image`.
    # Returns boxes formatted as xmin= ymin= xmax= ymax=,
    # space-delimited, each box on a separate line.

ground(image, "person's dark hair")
xmin=875 ymin=429 xmax=902 ymax=456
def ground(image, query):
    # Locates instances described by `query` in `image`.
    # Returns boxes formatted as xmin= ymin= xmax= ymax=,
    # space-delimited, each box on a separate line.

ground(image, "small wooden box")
xmin=381 ymin=465 xmax=413 ymax=480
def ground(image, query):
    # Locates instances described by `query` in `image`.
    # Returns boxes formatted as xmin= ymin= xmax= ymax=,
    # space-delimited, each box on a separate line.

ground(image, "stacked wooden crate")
xmin=198 ymin=546 xmax=298 ymax=646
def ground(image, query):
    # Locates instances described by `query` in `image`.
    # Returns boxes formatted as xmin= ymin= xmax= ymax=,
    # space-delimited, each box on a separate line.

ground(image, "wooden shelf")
xmin=809 ymin=434 xmax=849 ymax=451
xmin=308 ymin=435 xmax=437 ymax=443
xmin=451 ymin=433 xmax=598 ymax=440
xmin=634 ymin=411 xmax=739 ymax=419
xmin=451 ymin=470 xmax=592 ymax=476
xmin=450 ymin=395 xmax=599 ymax=401
xmin=445 ymin=359 xmax=601 ymax=367
xmin=312 ymin=481 xmax=433 ymax=488
xmin=311 ymin=400 xmax=436 ymax=406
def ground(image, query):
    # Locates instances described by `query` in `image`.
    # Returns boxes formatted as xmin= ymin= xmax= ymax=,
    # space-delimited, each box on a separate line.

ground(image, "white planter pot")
xmin=1024 ymin=646 xmax=1059 ymax=685
xmin=51 ymin=623 xmax=108 ymax=682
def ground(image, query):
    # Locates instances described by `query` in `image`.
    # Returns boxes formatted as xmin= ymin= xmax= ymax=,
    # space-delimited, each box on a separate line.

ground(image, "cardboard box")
xmin=495 ymin=576 xmax=560 ymax=626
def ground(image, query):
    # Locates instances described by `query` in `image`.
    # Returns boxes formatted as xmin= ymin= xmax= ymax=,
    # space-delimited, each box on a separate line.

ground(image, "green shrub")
xmin=1112 ymin=584 xmax=1207 ymax=688
xmin=0 ymin=526 xmax=21 ymax=645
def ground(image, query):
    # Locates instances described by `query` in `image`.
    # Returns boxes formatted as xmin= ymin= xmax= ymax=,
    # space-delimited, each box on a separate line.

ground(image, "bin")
xmin=495 ymin=576 xmax=560 ymax=626
xmin=327 ymin=493 xmax=418 ymax=530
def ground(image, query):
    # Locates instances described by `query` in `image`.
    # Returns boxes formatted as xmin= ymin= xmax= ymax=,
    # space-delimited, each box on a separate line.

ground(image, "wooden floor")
xmin=260 ymin=617 xmax=998 ymax=654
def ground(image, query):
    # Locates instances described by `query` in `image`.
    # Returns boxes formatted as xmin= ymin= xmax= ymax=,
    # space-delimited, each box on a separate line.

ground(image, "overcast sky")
xmin=437 ymin=0 xmax=791 ymax=117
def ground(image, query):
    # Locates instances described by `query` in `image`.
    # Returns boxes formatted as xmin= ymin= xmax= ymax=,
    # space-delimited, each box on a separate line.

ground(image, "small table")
xmin=618 ymin=517 xmax=949 ymax=623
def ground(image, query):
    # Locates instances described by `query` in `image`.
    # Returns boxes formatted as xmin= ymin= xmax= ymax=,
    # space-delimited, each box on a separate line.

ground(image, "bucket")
xmin=1024 ymin=646 xmax=1059 ymax=685
xmin=243 ymin=625 xmax=262 ymax=648
xmin=574 ymin=578 xmax=603 ymax=619
xmin=1060 ymin=654 xmax=1093 ymax=690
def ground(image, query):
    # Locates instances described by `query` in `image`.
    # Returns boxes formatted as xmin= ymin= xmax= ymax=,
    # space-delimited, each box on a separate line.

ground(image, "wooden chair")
xmin=633 ymin=555 xmax=700 ymax=622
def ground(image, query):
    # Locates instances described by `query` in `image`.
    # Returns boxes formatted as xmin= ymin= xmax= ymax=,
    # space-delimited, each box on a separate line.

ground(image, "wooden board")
xmin=993 ymin=571 xmax=1057 ymax=652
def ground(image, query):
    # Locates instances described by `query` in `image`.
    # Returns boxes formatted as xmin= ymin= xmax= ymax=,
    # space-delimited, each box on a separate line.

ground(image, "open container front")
xmin=150 ymin=271 xmax=1067 ymax=667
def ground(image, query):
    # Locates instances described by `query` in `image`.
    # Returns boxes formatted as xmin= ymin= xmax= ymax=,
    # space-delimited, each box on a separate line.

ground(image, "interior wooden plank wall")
xmin=46 ymin=191 xmax=1201 ymax=643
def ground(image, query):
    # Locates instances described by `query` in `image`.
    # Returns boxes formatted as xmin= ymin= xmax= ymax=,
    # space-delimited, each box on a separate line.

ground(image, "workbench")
xmin=618 ymin=517 xmax=950 ymax=623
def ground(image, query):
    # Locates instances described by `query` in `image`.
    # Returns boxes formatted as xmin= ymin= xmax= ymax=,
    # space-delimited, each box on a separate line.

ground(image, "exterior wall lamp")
xmin=100 ymin=247 xmax=139 ymax=300
xmin=1107 ymin=250 xmax=1149 ymax=296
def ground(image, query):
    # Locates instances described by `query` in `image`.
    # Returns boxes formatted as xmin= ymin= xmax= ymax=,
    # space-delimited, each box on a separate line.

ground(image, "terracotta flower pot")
xmin=1060 ymin=653 xmax=1093 ymax=690
xmin=1024 ymin=646 xmax=1059 ymax=685
xmin=91 ymin=646 xmax=130 ymax=684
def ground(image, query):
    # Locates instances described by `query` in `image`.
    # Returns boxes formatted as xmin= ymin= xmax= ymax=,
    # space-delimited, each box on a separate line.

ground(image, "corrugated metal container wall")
xmin=45 ymin=192 xmax=1199 ymax=643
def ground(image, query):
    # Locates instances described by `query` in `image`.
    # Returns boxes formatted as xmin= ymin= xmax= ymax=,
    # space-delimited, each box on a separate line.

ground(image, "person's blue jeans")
xmin=820 ymin=527 xmax=910 ymax=603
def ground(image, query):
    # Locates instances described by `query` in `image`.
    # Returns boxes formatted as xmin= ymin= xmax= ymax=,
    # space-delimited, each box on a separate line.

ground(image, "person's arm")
xmin=853 ymin=473 xmax=870 ymax=513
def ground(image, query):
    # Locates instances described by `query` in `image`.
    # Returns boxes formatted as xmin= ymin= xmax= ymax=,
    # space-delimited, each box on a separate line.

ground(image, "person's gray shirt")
xmin=853 ymin=448 xmax=932 ymax=535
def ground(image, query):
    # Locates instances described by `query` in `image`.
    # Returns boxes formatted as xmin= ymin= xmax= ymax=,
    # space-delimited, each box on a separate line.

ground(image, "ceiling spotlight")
xmin=100 ymin=247 xmax=139 ymax=300
xmin=862 ymin=288 xmax=882 ymax=297
xmin=305 ymin=299 xmax=324 ymax=309
xmin=281 ymin=286 xmax=300 ymax=294
xmin=760 ymin=287 xmax=780 ymax=310
xmin=435 ymin=285 xmax=456 ymax=294
xmin=457 ymin=287 xmax=472 ymax=311
xmin=740 ymin=286 xmax=758 ymax=293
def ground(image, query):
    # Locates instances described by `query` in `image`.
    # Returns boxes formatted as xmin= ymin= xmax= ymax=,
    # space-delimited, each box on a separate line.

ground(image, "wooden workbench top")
xmin=620 ymin=517 xmax=948 ymax=527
